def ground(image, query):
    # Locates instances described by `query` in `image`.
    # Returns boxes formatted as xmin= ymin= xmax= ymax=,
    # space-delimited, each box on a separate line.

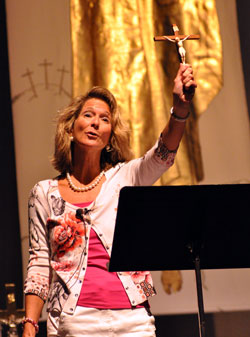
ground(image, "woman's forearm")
xmin=22 ymin=294 xmax=44 ymax=337
xmin=161 ymin=114 xmax=187 ymax=151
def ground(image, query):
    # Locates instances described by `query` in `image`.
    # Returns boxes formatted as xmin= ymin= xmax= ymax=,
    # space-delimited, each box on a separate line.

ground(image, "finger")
xmin=183 ymin=77 xmax=197 ymax=88
xmin=183 ymin=82 xmax=196 ymax=100
xmin=182 ymin=67 xmax=193 ymax=80
xmin=174 ymin=65 xmax=191 ymax=90
xmin=182 ymin=66 xmax=196 ymax=87
xmin=177 ymin=63 xmax=190 ymax=78
xmin=183 ymin=78 xmax=197 ymax=91
xmin=181 ymin=63 xmax=192 ymax=71
xmin=183 ymin=73 xmax=194 ymax=84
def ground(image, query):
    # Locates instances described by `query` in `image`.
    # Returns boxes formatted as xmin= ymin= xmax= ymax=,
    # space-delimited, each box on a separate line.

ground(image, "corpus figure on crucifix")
xmin=174 ymin=36 xmax=188 ymax=64
xmin=154 ymin=24 xmax=200 ymax=64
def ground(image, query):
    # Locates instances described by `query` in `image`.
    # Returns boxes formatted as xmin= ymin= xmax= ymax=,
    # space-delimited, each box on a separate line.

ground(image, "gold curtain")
xmin=70 ymin=0 xmax=222 ymax=185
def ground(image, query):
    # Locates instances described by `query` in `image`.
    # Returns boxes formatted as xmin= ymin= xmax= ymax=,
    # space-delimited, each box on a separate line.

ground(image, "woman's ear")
xmin=69 ymin=131 xmax=73 ymax=142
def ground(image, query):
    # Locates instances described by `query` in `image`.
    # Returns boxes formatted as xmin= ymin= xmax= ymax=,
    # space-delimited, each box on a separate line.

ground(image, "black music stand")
xmin=109 ymin=184 xmax=250 ymax=337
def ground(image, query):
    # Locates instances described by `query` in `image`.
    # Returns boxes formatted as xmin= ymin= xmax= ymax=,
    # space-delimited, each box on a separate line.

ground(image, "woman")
xmin=22 ymin=63 xmax=196 ymax=337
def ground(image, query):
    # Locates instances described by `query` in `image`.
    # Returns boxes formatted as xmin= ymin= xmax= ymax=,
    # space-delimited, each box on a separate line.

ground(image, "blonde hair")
xmin=51 ymin=86 xmax=134 ymax=173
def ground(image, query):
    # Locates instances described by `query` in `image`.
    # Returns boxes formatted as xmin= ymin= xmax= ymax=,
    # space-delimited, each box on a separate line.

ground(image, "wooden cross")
xmin=0 ymin=283 xmax=25 ymax=336
xmin=154 ymin=24 xmax=200 ymax=64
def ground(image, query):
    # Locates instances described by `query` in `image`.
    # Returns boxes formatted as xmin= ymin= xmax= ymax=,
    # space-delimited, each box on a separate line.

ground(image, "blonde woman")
xmin=22 ymin=63 xmax=196 ymax=337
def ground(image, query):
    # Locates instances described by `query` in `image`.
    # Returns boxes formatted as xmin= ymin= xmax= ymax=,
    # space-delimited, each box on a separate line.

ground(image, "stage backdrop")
xmin=6 ymin=0 xmax=250 ymax=317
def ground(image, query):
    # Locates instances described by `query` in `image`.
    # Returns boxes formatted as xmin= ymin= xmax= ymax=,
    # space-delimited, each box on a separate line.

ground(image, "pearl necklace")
xmin=66 ymin=171 xmax=105 ymax=192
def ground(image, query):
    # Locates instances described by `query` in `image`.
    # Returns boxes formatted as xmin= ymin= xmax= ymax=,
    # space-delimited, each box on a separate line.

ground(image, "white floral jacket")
xmin=24 ymin=140 xmax=176 ymax=315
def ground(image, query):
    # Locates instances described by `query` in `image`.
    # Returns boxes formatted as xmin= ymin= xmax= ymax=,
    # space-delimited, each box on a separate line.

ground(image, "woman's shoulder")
xmin=104 ymin=162 xmax=126 ymax=177
xmin=33 ymin=177 xmax=58 ymax=188
xmin=30 ymin=177 xmax=60 ymax=196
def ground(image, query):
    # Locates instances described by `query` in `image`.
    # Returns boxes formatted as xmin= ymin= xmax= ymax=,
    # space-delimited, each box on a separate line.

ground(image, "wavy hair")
xmin=51 ymin=86 xmax=134 ymax=173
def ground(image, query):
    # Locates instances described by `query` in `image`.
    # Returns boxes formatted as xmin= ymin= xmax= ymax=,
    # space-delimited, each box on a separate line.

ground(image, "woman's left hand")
xmin=172 ymin=63 xmax=197 ymax=116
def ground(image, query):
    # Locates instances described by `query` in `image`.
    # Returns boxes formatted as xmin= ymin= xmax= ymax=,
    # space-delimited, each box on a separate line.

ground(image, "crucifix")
xmin=154 ymin=24 xmax=200 ymax=64
xmin=0 ymin=283 xmax=25 ymax=337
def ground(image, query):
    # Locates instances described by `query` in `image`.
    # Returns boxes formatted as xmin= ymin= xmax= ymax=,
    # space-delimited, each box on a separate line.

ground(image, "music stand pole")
xmin=194 ymin=256 xmax=206 ymax=337
xmin=188 ymin=229 xmax=206 ymax=337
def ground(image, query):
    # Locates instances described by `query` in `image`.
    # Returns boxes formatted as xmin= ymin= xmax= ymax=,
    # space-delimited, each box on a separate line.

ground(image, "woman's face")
xmin=72 ymin=98 xmax=112 ymax=152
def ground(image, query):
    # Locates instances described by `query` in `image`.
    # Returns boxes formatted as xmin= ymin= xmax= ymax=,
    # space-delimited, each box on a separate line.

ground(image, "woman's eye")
xmin=102 ymin=117 xmax=110 ymax=123
xmin=83 ymin=112 xmax=92 ymax=117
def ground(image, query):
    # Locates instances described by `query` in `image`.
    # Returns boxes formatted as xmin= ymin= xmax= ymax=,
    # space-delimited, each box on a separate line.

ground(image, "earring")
xmin=106 ymin=144 xmax=112 ymax=152
xmin=70 ymin=136 xmax=74 ymax=142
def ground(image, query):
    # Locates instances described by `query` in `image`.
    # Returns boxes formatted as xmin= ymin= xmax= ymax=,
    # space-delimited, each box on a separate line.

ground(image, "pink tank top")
xmin=74 ymin=201 xmax=147 ymax=309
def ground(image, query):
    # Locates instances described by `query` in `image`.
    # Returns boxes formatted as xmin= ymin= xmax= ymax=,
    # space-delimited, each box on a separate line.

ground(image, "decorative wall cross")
xmin=39 ymin=58 xmax=52 ymax=89
xmin=154 ymin=24 xmax=200 ymax=64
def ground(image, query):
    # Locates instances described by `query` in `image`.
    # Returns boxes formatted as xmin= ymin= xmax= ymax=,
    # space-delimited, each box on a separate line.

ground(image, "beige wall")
xmin=6 ymin=0 xmax=250 ymax=316
xmin=199 ymin=0 xmax=250 ymax=185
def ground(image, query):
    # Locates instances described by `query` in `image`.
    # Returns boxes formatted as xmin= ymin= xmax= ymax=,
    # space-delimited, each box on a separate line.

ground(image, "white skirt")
xmin=47 ymin=306 xmax=156 ymax=337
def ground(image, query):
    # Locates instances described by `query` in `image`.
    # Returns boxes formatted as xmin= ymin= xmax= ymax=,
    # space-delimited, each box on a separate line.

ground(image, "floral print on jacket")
xmin=48 ymin=212 xmax=86 ymax=259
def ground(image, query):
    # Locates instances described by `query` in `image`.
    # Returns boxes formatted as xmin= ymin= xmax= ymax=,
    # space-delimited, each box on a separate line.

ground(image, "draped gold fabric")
xmin=70 ymin=0 xmax=222 ymax=185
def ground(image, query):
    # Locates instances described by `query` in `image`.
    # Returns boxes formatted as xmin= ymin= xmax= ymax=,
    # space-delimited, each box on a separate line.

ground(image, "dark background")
xmin=0 ymin=0 xmax=23 ymax=310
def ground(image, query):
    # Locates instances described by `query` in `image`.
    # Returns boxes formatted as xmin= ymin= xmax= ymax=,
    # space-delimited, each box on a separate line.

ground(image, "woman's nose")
xmin=91 ymin=116 xmax=99 ymax=128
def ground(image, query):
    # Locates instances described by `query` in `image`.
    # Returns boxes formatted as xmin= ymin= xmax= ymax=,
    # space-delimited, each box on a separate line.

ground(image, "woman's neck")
xmin=72 ymin=148 xmax=102 ymax=185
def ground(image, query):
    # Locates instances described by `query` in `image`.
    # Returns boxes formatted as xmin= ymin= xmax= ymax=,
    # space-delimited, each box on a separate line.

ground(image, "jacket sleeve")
xmin=23 ymin=182 xmax=51 ymax=301
xmin=124 ymin=136 xmax=177 ymax=186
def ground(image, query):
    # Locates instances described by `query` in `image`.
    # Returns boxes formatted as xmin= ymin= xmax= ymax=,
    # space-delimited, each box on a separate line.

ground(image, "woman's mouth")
xmin=86 ymin=131 xmax=99 ymax=138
